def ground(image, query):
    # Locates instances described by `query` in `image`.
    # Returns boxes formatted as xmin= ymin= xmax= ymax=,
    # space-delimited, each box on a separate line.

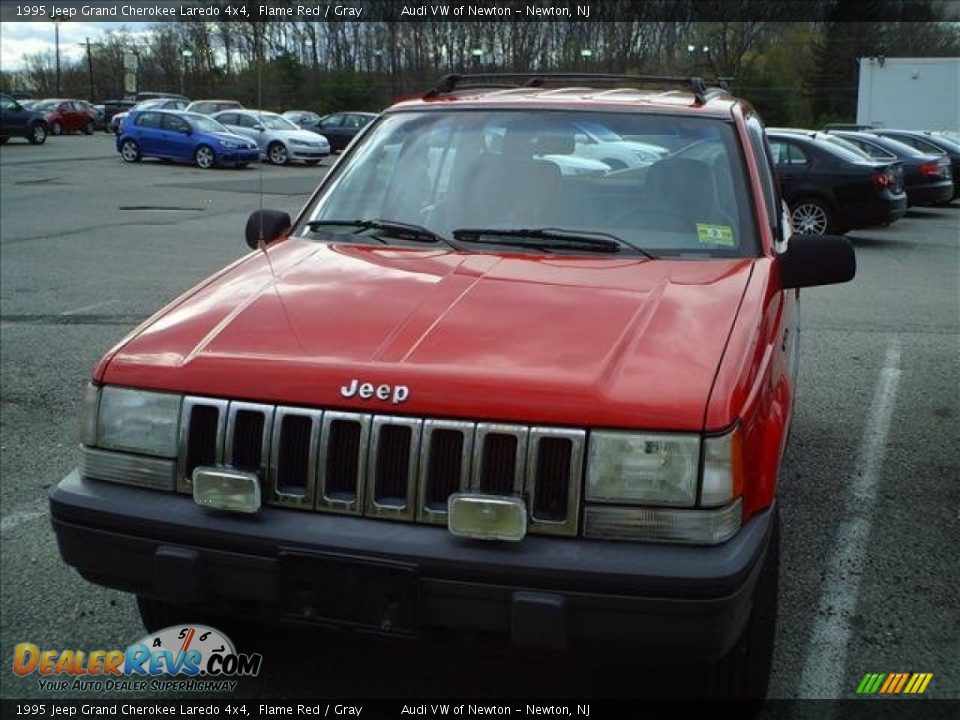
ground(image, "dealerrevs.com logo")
xmin=13 ymin=625 xmax=262 ymax=692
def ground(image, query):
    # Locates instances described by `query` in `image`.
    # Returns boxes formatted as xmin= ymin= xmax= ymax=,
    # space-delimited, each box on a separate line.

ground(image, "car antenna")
xmin=255 ymin=27 xmax=277 ymax=279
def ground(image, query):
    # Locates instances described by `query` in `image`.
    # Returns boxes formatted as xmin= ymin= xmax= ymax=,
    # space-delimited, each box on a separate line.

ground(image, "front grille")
xmin=177 ymin=396 xmax=585 ymax=535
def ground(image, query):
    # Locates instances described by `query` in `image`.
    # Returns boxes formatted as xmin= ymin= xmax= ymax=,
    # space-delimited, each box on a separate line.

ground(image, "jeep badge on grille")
xmin=340 ymin=379 xmax=410 ymax=404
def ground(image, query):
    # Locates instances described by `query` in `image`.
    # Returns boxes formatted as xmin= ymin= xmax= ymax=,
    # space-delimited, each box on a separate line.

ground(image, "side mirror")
xmin=245 ymin=210 xmax=291 ymax=250
xmin=180 ymin=126 xmax=192 ymax=135
xmin=253 ymin=124 xmax=265 ymax=132
xmin=778 ymin=234 xmax=856 ymax=289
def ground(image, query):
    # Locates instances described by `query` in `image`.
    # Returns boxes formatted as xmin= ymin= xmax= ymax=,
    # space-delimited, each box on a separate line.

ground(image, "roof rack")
xmin=424 ymin=73 xmax=722 ymax=105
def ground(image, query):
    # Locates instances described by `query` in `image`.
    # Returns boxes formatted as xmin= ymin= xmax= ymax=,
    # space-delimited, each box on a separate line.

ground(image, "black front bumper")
xmin=50 ymin=472 xmax=774 ymax=663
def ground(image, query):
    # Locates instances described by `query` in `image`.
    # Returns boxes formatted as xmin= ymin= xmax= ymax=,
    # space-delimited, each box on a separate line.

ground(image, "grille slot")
xmin=473 ymin=424 xmax=527 ymax=495
xmin=533 ymin=437 xmax=572 ymax=521
xmin=326 ymin=422 xmax=362 ymax=497
xmin=268 ymin=407 xmax=321 ymax=509
xmin=481 ymin=435 xmax=517 ymax=493
xmin=366 ymin=416 xmax=420 ymax=520
xmin=224 ymin=402 xmax=273 ymax=483
xmin=426 ymin=430 xmax=464 ymax=507
xmin=417 ymin=420 xmax=473 ymax=524
xmin=526 ymin=427 xmax=585 ymax=536
xmin=277 ymin=416 xmax=311 ymax=491
xmin=177 ymin=397 xmax=228 ymax=493
xmin=232 ymin=411 xmax=266 ymax=471
xmin=375 ymin=425 xmax=412 ymax=504
xmin=317 ymin=412 xmax=370 ymax=515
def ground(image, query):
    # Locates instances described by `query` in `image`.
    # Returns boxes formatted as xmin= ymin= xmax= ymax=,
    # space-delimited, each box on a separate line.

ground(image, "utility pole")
xmin=54 ymin=21 xmax=61 ymax=96
xmin=85 ymin=37 xmax=94 ymax=101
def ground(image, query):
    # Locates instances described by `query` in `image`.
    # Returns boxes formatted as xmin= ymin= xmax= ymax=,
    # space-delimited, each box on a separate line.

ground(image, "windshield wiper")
xmin=452 ymin=227 xmax=655 ymax=258
xmin=305 ymin=219 xmax=458 ymax=248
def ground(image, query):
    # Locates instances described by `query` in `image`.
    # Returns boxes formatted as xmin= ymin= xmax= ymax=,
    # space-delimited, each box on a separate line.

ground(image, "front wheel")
xmin=28 ymin=123 xmax=47 ymax=144
xmin=194 ymin=145 xmax=216 ymax=169
xmin=120 ymin=139 xmax=141 ymax=163
xmin=267 ymin=141 xmax=289 ymax=166
xmin=791 ymin=198 xmax=832 ymax=235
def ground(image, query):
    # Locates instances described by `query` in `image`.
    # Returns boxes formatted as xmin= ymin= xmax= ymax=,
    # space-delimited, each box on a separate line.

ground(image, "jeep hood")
xmin=101 ymin=239 xmax=754 ymax=430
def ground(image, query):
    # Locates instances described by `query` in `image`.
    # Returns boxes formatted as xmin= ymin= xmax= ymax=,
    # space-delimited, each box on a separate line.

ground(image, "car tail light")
xmin=872 ymin=171 xmax=893 ymax=189
xmin=919 ymin=161 xmax=942 ymax=178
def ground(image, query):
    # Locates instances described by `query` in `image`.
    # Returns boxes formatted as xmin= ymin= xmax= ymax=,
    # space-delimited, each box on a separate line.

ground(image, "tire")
xmin=83 ymin=121 xmax=94 ymax=135
xmin=27 ymin=123 xmax=47 ymax=145
xmin=790 ymin=198 xmax=832 ymax=235
xmin=51 ymin=121 xmax=63 ymax=136
xmin=120 ymin=139 xmax=141 ymax=163
xmin=701 ymin=506 xmax=780 ymax=700
xmin=267 ymin=141 xmax=289 ymax=166
xmin=194 ymin=145 xmax=216 ymax=169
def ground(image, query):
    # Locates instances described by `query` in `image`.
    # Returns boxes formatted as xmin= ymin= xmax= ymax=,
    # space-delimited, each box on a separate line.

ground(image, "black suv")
xmin=0 ymin=93 xmax=49 ymax=145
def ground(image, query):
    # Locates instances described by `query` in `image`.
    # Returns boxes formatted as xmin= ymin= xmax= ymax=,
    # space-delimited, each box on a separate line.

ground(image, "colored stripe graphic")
xmin=857 ymin=672 xmax=933 ymax=694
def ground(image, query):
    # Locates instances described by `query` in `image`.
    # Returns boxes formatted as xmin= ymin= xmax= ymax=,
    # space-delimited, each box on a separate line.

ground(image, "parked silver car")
xmin=211 ymin=109 xmax=330 ymax=165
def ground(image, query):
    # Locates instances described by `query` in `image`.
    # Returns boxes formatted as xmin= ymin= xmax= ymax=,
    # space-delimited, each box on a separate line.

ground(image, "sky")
xmin=1 ymin=22 xmax=152 ymax=72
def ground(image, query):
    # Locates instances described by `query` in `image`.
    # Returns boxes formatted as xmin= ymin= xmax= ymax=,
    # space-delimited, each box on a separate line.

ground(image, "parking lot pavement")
xmin=1 ymin=135 xmax=958 ymax=704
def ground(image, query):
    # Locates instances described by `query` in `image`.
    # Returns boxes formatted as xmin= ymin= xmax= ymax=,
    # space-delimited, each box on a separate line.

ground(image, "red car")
xmin=30 ymin=98 xmax=96 ymax=135
xmin=50 ymin=74 xmax=855 ymax=698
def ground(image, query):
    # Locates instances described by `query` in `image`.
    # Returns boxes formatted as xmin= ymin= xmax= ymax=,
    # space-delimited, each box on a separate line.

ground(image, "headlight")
xmin=290 ymin=139 xmax=311 ymax=147
xmin=218 ymin=139 xmax=239 ymax=148
xmin=586 ymin=432 xmax=699 ymax=506
xmin=95 ymin=386 xmax=182 ymax=458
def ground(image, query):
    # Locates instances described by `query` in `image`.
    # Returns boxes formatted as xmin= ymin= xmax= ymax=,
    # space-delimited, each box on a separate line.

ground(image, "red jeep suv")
xmin=50 ymin=74 xmax=855 ymax=698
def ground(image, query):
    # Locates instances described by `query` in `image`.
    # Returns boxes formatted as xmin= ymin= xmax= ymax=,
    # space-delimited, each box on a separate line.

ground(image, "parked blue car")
xmin=116 ymin=110 xmax=259 ymax=169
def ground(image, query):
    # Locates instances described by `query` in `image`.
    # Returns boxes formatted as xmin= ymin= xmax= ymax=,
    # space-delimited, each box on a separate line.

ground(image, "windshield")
xmin=259 ymin=114 xmax=298 ymax=131
xmin=300 ymin=110 xmax=756 ymax=257
xmin=189 ymin=114 xmax=231 ymax=134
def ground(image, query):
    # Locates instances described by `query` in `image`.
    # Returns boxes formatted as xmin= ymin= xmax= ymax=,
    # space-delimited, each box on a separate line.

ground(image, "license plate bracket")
xmin=278 ymin=551 xmax=419 ymax=636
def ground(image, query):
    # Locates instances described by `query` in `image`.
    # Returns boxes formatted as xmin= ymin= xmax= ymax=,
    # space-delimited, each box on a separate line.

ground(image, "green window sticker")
xmin=696 ymin=223 xmax=735 ymax=247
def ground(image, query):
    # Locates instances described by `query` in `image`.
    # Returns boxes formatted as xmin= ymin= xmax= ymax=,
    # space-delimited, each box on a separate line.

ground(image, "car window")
xmin=260 ymin=114 xmax=298 ymax=130
xmin=0 ymin=96 xmax=16 ymax=111
xmin=162 ymin=114 xmax=189 ymax=132
xmin=769 ymin=141 xmax=809 ymax=165
xmin=892 ymin=134 xmax=944 ymax=155
xmin=320 ymin=114 xmax=344 ymax=128
xmin=235 ymin=115 xmax=258 ymax=128
xmin=343 ymin=114 xmax=367 ymax=129
xmin=190 ymin=115 xmax=230 ymax=134
xmin=303 ymin=110 xmax=757 ymax=257
xmin=135 ymin=112 xmax=163 ymax=129
xmin=217 ymin=113 xmax=238 ymax=125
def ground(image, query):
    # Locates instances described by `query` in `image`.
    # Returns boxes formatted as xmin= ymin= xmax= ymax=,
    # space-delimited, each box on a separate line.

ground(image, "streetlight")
xmin=181 ymin=48 xmax=193 ymax=95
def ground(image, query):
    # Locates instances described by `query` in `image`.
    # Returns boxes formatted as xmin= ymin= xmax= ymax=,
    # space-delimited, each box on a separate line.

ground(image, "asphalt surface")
xmin=1 ymin=133 xmax=958 ymax=710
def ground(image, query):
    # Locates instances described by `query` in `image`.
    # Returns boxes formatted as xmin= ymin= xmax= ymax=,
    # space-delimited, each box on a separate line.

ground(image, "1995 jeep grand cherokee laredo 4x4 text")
xmin=50 ymin=74 xmax=855 ymax=698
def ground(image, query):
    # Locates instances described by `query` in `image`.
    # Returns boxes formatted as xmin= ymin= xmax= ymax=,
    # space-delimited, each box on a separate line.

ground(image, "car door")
xmin=66 ymin=102 xmax=85 ymax=131
xmin=0 ymin=94 xmax=27 ymax=134
xmin=232 ymin=115 xmax=263 ymax=150
xmin=131 ymin=111 xmax=164 ymax=154
xmin=159 ymin=114 xmax=193 ymax=160
xmin=317 ymin=114 xmax=347 ymax=149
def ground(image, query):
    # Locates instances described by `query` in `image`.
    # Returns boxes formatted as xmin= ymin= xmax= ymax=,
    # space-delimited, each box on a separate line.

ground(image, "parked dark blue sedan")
xmin=116 ymin=110 xmax=259 ymax=169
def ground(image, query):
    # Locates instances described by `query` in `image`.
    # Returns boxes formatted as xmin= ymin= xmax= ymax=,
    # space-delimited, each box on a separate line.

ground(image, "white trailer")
xmin=857 ymin=56 xmax=960 ymax=131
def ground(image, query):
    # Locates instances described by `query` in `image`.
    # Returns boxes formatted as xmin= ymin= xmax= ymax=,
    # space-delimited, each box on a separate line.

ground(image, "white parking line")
xmin=60 ymin=299 xmax=118 ymax=316
xmin=0 ymin=506 xmax=49 ymax=534
xmin=797 ymin=335 xmax=902 ymax=699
